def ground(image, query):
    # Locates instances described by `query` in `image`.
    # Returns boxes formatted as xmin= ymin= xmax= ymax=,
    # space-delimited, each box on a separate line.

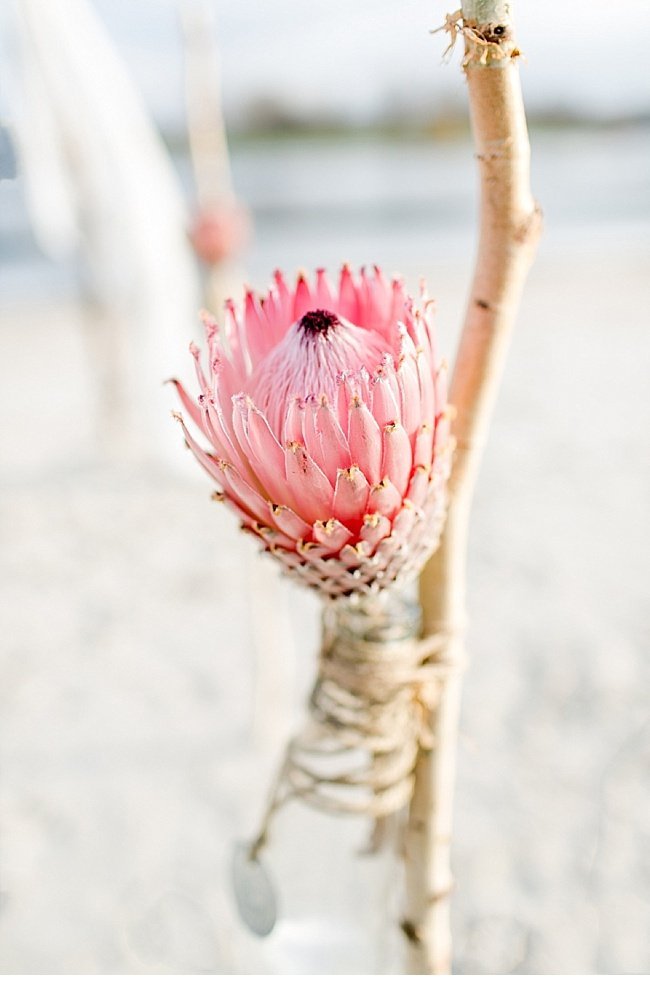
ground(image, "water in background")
xmin=2 ymin=124 xmax=649 ymax=304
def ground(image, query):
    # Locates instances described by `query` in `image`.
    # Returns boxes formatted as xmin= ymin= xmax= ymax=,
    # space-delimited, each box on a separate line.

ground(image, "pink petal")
xmin=315 ymin=397 xmax=350 ymax=483
xmin=244 ymin=289 xmax=267 ymax=365
xmin=371 ymin=264 xmax=390 ymax=307
xmin=382 ymin=421 xmax=412 ymax=496
xmin=356 ymin=367 xmax=371 ymax=406
xmin=337 ymin=264 xmax=359 ymax=323
xmin=220 ymin=461 xmax=275 ymax=526
xmin=312 ymin=517 xmax=354 ymax=553
xmin=254 ymin=523 xmax=296 ymax=552
xmin=222 ymin=299 xmax=249 ymax=379
xmin=293 ymin=272 xmax=312 ymax=321
xmin=416 ymin=349 xmax=435 ymax=425
xmin=367 ymin=478 xmax=401 ymax=519
xmin=296 ymin=539 xmax=332 ymax=562
xmin=336 ymin=372 xmax=351 ymax=426
xmin=189 ymin=342 xmax=209 ymax=394
xmin=246 ymin=401 xmax=285 ymax=468
xmin=258 ymin=289 xmax=277 ymax=331
xmin=405 ymin=464 xmax=430 ymax=508
xmin=434 ymin=362 xmax=448 ymax=418
xmin=414 ymin=422 xmax=434 ymax=468
xmin=209 ymin=337 xmax=241 ymax=399
xmin=169 ymin=378 xmax=204 ymax=435
xmin=272 ymin=269 xmax=293 ymax=331
xmin=232 ymin=396 xmax=286 ymax=502
xmin=360 ymin=512 xmax=391 ymax=551
xmin=419 ymin=302 xmax=437 ymax=354
xmin=348 ymin=398 xmax=382 ymax=485
xmin=396 ymin=347 xmax=422 ymax=438
xmin=285 ymin=442 xmax=334 ymax=521
xmin=356 ymin=267 xmax=372 ymax=326
xmin=407 ymin=311 xmax=435 ymax=373
xmin=389 ymin=277 xmax=408 ymax=329
xmin=371 ymin=533 xmax=400 ymax=573
xmin=230 ymin=396 xmax=258 ymax=472
xmin=403 ymin=299 xmax=432 ymax=357
xmin=332 ymin=466 xmax=370 ymax=531
xmin=314 ymin=268 xmax=336 ymax=310
xmin=173 ymin=412 xmax=223 ymax=485
xmin=302 ymin=397 xmax=322 ymax=465
xmin=361 ymin=266 xmax=390 ymax=333
xmin=205 ymin=394 xmax=258 ymax=487
xmin=271 ymin=504 xmax=312 ymax=541
xmin=282 ymin=396 xmax=305 ymax=445
xmin=391 ymin=502 xmax=419 ymax=541
xmin=340 ymin=542 xmax=370 ymax=569
xmin=198 ymin=393 xmax=229 ymax=458
xmin=371 ymin=366 xmax=401 ymax=426
xmin=338 ymin=369 xmax=371 ymax=425
xmin=200 ymin=308 xmax=220 ymax=346
xmin=434 ymin=408 xmax=454 ymax=455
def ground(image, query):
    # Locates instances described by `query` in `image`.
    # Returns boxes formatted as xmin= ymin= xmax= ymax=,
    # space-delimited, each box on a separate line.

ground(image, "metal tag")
xmin=231 ymin=842 xmax=277 ymax=937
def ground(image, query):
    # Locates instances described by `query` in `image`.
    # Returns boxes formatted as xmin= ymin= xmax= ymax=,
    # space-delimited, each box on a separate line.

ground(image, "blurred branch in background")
xmin=180 ymin=0 xmax=250 ymax=315
xmin=12 ymin=0 xmax=199 ymax=464
xmin=179 ymin=0 xmax=293 ymax=753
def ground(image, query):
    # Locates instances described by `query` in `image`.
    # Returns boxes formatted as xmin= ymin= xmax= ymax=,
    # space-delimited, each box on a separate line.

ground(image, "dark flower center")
xmin=298 ymin=309 xmax=340 ymax=337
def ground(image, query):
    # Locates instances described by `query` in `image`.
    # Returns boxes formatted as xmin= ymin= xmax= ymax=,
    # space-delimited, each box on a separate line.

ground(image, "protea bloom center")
xmin=172 ymin=266 xmax=453 ymax=597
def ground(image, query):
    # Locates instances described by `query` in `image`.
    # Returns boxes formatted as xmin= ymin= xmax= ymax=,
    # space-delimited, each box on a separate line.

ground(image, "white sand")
xmin=1 ymin=124 xmax=650 ymax=972
xmin=1 ymin=241 xmax=649 ymax=974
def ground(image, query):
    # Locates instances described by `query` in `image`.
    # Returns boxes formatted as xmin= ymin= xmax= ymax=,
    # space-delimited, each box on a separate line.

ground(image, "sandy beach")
xmin=1 ymin=128 xmax=649 ymax=973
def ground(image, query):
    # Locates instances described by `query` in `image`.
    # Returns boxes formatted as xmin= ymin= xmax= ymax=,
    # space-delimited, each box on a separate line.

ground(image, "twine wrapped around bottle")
xmin=249 ymin=590 xmax=464 ymax=859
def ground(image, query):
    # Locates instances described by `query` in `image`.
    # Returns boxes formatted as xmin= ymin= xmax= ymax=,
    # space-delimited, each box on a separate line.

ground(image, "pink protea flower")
xmin=189 ymin=200 xmax=250 ymax=265
xmin=171 ymin=265 xmax=453 ymax=597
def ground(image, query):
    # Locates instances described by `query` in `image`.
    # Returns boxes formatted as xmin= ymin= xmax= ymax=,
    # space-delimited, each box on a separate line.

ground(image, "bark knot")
xmin=400 ymin=918 xmax=423 ymax=945
xmin=514 ymin=202 xmax=544 ymax=245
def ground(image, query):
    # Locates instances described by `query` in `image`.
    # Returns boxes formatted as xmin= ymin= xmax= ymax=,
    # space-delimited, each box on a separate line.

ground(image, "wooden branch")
xmin=180 ymin=0 xmax=234 ymax=209
xmin=405 ymin=1 xmax=542 ymax=974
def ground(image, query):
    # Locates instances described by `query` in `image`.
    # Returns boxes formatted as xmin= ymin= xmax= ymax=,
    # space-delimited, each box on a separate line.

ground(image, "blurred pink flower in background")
xmin=172 ymin=265 xmax=453 ymax=596
xmin=188 ymin=200 xmax=251 ymax=266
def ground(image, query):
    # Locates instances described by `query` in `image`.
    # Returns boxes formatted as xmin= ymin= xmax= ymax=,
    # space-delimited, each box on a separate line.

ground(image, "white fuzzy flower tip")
xmin=172 ymin=265 xmax=454 ymax=598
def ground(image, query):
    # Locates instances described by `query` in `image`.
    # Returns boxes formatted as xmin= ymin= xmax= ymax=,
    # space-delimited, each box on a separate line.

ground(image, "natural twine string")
xmin=249 ymin=598 xmax=465 ymax=859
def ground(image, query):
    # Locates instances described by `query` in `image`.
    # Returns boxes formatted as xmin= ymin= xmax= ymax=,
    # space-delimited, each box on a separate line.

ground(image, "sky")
xmin=88 ymin=0 xmax=650 ymax=131
xmin=1 ymin=0 xmax=649 ymax=133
